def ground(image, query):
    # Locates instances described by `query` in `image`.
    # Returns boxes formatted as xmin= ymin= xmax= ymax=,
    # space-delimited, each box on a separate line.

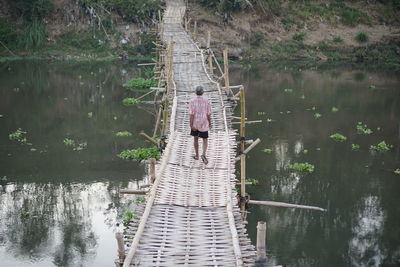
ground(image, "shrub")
xmin=118 ymin=147 xmax=160 ymax=162
xmin=356 ymin=32 xmax=369 ymax=43
xmin=330 ymin=133 xmax=347 ymax=142
xmin=333 ymin=36 xmax=343 ymax=43
xmin=289 ymin=162 xmax=315 ymax=173
xmin=18 ymin=19 xmax=47 ymax=49
xmin=250 ymin=32 xmax=265 ymax=46
xmin=293 ymin=32 xmax=306 ymax=42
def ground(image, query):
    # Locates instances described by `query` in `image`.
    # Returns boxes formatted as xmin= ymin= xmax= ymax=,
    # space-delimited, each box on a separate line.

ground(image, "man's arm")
xmin=190 ymin=114 xmax=195 ymax=130
xmin=207 ymin=114 xmax=212 ymax=129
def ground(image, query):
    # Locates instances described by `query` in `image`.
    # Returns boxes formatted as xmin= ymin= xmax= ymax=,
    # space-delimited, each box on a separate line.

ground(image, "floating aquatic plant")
xmin=330 ymin=133 xmax=347 ymax=142
xmin=289 ymin=162 xmax=315 ymax=173
xmin=122 ymin=97 xmax=140 ymax=106
xmin=394 ymin=169 xmax=400 ymax=175
xmin=352 ymin=144 xmax=360 ymax=151
xmin=284 ymin=88 xmax=293 ymax=93
xmin=370 ymin=141 xmax=391 ymax=152
xmin=246 ymin=178 xmax=259 ymax=185
xmin=118 ymin=147 xmax=160 ymax=162
xmin=331 ymin=107 xmax=339 ymax=113
xmin=356 ymin=122 xmax=373 ymax=135
xmin=262 ymin=148 xmax=272 ymax=153
xmin=314 ymin=113 xmax=322 ymax=119
xmin=9 ymin=128 xmax=28 ymax=144
xmin=88 ymin=112 xmax=93 ymax=118
xmin=123 ymin=78 xmax=157 ymax=91
xmin=116 ymin=131 xmax=132 ymax=137
xmin=63 ymin=138 xmax=75 ymax=147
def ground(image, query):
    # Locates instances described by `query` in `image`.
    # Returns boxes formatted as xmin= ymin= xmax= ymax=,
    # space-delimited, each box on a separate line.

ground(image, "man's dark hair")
xmin=196 ymin=85 xmax=204 ymax=95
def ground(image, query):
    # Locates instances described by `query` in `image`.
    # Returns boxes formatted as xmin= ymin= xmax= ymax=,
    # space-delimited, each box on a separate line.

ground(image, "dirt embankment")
xmin=186 ymin=2 xmax=400 ymax=61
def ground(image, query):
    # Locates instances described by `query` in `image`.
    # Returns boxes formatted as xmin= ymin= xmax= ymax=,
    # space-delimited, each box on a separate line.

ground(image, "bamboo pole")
xmin=235 ymin=138 xmax=260 ymax=161
xmin=223 ymin=48 xmax=230 ymax=94
xmin=256 ymin=221 xmax=267 ymax=261
xmin=248 ymin=200 xmax=327 ymax=212
xmin=116 ymin=232 xmax=125 ymax=264
xmin=193 ymin=21 xmax=197 ymax=40
xmin=240 ymin=87 xmax=246 ymax=200
xmin=207 ymin=31 xmax=213 ymax=75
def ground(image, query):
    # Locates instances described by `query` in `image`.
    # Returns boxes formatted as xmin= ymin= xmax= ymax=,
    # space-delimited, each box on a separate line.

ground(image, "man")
xmin=189 ymin=85 xmax=212 ymax=164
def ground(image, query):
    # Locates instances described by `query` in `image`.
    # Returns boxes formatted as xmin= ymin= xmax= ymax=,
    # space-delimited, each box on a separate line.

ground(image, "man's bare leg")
xmin=201 ymin=138 xmax=208 ymax=164
xmin=193 ymin=136 xmax=199 ymax=159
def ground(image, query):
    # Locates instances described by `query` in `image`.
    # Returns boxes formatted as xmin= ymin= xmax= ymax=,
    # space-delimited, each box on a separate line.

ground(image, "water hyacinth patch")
xmin=88 ymin=112 xmax=93 ymax=118
xmin=122 ymin=97 xmax=140 ymax=106
xmin=331 ymin=107 xmax=339 ymax=113
xmin=118 ymin=147 xmax=160 ymax=162
xmin=352 ymin=144 xmax=360 ymax=151
xmin=262 ymin=148 xmax=272 ymax=153
xmin=123 ymin=78 xmax=157 ymax=91
xmin=314 ymin=113 xmax=322 ymax=119
xmin=330 ymin=133 xmax=347 ymax=142
xmin=394 ymin=169 xmax=400 ymax=175
xmin=246 ymin=178 xmax=259 ymax=185
xmin=9 ymin=128 xmax=28 ymax=144
xmin=289 ymin=162 xmax=315 ymax=173
xmin=356 ymin=122 xmax=373 ymax=135
xmin=116 ymin=131 xmax=132 ymax=137
xmin=63 ymin=138 xmax=75 ymax=147
xmin=370 ymin=141 xmax=391 ymax=152
xmin=284 ymin=88 xmax=293 ymax=93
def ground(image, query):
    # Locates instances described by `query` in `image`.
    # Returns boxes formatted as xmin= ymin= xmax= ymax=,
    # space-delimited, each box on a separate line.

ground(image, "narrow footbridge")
xmin=120 ymin=1 xmax=256 ymax=266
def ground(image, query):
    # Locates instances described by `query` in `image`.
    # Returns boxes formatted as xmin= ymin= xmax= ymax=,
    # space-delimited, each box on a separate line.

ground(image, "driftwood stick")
xmin=248 ymin=200 xmax=327 ymax=212
xmin=120 ymin=189 xmax=148 ymax=195
xmin=139 ymin=132 xmax=158 ymax=146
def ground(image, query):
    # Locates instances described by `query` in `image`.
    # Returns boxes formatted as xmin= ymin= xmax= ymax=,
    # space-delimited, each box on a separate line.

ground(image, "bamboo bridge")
xmin=116 ymin=0 xmax=257 ymax=266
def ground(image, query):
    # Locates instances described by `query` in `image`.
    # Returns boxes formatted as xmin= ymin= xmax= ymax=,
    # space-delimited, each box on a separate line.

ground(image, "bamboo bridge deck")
xmin=121 ymin=1 xmax=256 ymax=266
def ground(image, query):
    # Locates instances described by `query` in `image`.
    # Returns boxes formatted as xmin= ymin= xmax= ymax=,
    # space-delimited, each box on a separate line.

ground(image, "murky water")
xmin=0 ymin=61 xmax=399 ymax=266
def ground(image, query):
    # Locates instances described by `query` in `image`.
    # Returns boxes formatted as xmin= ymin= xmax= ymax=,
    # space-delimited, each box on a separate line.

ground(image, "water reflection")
xmin=235 ymin=63 xmax=400 ymax=266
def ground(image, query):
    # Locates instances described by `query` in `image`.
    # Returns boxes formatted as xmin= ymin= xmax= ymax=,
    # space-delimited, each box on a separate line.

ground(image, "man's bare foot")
xmin=192 ymin=155 xmax=199 ymax=160
xmin=201 ymin=155 xmax=208 ymax=165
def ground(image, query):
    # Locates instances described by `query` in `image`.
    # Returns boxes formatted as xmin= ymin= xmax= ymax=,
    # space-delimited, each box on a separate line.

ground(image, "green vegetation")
xmin=370 ymin=141 xmax=391 ymax=152
xmin=356 ymin=32 xmax=369 ymax=43
xmin=289 ymin=162 xmax=315 ymax=174
xmin=314 ymin=113 xmax=322 ymax=119
xmin=262 ymin=148 xmax=272 ymax=153
xmin=118 ymin=147 xmax=160 ymax=162
xmin=122 ymin=97 xmax=140 ymax=106
xmin=63 ymin=138 xmax=87 ymax=151
xmin=332 ymin=36 xmax=343 ymax=44
xmin=80 ymin=0 xmax=162 ymax=22
xmin=122 ymin=211 xmax=136 ymax=226
xmin=88 ymin=112 xmax=93 ymax=118
xmin=330 ymin=133 xmax=347 ymax=142
xmin=331 ymin=107 xmax=339 ymax=113
xmin=352 ymin=144 xmax=360 ymax=151
xmin=246 ymin=178 xmax=259 ymax=185
xmin=116 ymin=131 xmax=132 ymax=137
xmin=283 ymin=88 xmax=293 ymax=93
xmin=250 ymin=32 xmax=265 ymax=46
xmin=356 ymin=122 xmax=373 ymax=135
xmin=123 ymin=78 xmax=157 ymax=91
xmin=1 ymin=176 xmax=8 ymax=182
xmin=63 ymin=138 xmax=75 ymax=147
xmin=293 ymin=32 xmax=306 ymax=42
xmin=303 ymin=149 xmax=308 ymax=154
xmin=394 ymin=169 xmax=400 ymax=175
xmin=9 ymin=128 xmax=28 ymax=144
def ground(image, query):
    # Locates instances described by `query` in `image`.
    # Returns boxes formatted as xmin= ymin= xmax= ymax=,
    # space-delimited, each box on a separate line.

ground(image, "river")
xmin=0 ymin=60 xmax=399 ymax=266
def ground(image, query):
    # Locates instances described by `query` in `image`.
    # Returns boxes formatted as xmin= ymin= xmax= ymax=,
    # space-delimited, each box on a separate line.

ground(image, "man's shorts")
xmin=190 ymin=130 xmax=208 ymax=139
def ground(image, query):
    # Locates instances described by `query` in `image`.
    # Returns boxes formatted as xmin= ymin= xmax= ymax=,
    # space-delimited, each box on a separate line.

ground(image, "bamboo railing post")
xmin=207 ymin=31 xmax=213 ymax=75
xmin=116 ymin=232 xmax=125 ymax=265
xmin=161 ymin=39 xmax=173 ymax=137
xmin=223 ymin=48 xmax=230 ymax=94
xmin=193 ymin=21 xmax=197 ymax=40
xmin=256 ymin=221 xmax=267 ymax=262
xmin=240 ymin=86 xmax=246 ymax=199
xmin=149 ymin=158 xmax=156 ymax=183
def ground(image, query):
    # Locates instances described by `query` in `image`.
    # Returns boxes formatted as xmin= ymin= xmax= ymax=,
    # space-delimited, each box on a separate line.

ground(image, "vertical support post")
xmin=256 ymin=221 xmax=267 ymax=262
xmin=239 ymin=86 xmax=246 ymax=212
xmin=116 ymin=232 xmax=125 ymax=265
xmin=149 ymin=158 xmax=156 ymax=183
xmin=162 ymin=40 xmax=173 ymax=137
xmin=223 ymin=48 xmax=230 ymax=93
xmin=193 ymin=21 xmax=197 ymax=40
xmin=207 ymin=31 xmax=213 ymax=75
xmin=184 ymin=17 xmax=188 ymax=31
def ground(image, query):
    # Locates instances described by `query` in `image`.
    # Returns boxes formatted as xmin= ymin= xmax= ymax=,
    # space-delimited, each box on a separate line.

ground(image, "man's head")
xmin=195 ymin=85 xmax=204 ymax=96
